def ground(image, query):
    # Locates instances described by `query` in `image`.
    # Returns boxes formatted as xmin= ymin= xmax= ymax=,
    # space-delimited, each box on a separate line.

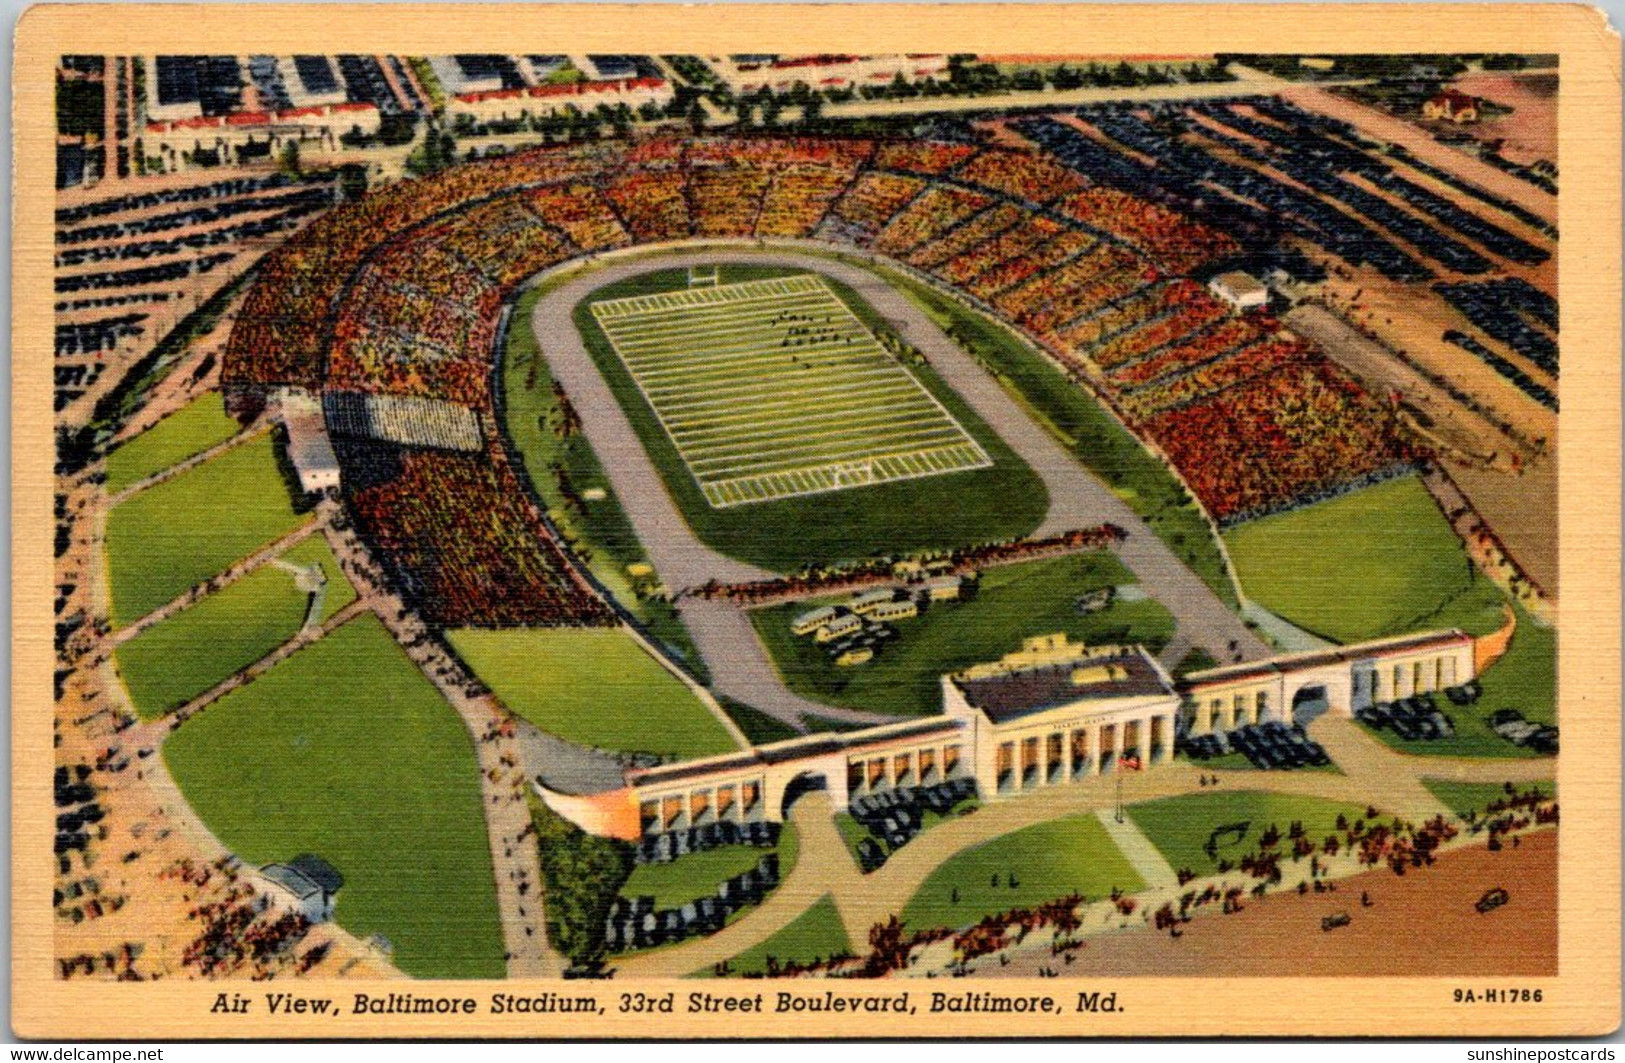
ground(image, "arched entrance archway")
xmin=779 ymin=771 xmax=828 ymax=819
xmin=1291 ymin=685 xmax=1330 ymax=725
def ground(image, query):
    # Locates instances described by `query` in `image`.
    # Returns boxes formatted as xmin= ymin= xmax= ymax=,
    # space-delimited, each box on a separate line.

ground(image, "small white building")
xmin=279 ymin=389 xmax=341 ymax=494
xmin=1208 ymin=271 xmax=1269 ymax=313
xmin=260 ymin=855 xmax=343 ymax=922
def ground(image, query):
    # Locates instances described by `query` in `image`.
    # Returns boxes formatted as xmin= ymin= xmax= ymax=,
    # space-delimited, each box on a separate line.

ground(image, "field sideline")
xmin=590 ymin=274 xmax=991 ymax=507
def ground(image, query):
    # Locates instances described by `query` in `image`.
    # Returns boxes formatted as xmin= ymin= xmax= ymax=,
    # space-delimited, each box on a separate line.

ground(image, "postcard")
xmin=13 ymin=3 xmax=1620 ymax=1039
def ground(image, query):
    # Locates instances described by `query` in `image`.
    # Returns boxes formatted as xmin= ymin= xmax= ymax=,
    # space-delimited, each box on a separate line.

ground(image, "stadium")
xmin=57 ymin=56 xmax=1560 ymax=984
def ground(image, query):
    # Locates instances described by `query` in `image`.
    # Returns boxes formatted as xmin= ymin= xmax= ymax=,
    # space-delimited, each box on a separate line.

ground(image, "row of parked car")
xmin=849 ymin=778 xmax=977 ymax=873
xmin=1488 ymin=710 xmax=1559 ymax=755
xmin=604 ymin=852 xmax=781 ymax=954
xmin=1183 ymin=720 xmax=1332 ymax=771
xmin=633 ymin=819 xmax=779 ymax=866
xmin=1356 ymin=692 xmax=1457 ymax=741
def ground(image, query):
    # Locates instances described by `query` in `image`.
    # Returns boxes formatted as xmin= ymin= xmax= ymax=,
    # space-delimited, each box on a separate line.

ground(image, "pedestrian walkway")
xmin=1094 ymin=807 xmax=1179 ymax=889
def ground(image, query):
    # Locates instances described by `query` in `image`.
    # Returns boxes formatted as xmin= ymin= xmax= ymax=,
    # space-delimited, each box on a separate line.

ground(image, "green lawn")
xmin=1126 ymin=791 xmax=1372 ymax=878
xmin=1223 ymin=475 xmax=1478 ymax=644
xmin=572 ymin=265 xmax=1048 ymax=571
xmin=103 ymin=393 xmax=244 ymax=495
xmin=751 ymin=551 xmax=1174 ymax=717
xmin=104 ymin=433 xmax=311 ymax=628
xmin=500 ymin=286 xmax=710 ymax=681
xmin=863 ymin=256 xmax=1239 ymax=609
xmin=900 ymin=814 xmax=1145 ymax=933
xmin=707 ymin=896 xmax=853 ymax=977
xmin=1424 ymin=778 xmax=1556 ymax=820
xmin=622 ymin=846 xmax=771 ymax=910
xmin=445 ymin=626 xmax=739 ymax=759
xmin=1367 ymin=599 xmax=1555 ymax=759
xmin=616 ymin=825 xmax=801 ymax=956
xmin=622 ymin=822 xmax=799 ymax=912
xmin=163 ymin=615 xmax=503 ymax=979
xmin=716 ymin=697 xmax=801 ymax=745
xmin=115 ymin=536 xmax=355 ymax=719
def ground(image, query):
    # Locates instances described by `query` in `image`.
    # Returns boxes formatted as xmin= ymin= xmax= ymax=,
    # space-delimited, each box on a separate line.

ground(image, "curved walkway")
xmin=528 ymin=247 xmax=1267 ymax=729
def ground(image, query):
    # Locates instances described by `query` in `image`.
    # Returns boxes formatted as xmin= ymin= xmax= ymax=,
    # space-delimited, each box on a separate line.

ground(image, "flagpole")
xmin=1115 ymin=762 xmax=1124 ymax=824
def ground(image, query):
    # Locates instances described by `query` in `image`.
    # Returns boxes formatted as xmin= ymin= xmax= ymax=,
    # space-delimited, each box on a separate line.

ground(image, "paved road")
xmin=677 ymin=597 xmax=897 ymax=728
xmin=529 ymin=249 xmax=1267 ymax=730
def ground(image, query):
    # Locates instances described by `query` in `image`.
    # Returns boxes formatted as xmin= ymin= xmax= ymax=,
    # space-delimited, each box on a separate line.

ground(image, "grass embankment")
xmin=164 ymin=615 xmax=504 ymax=979
xmin=105 ymin=433 xmax=312 ymax=628
xmin=900 ymin=813 xmax=1145 ymax=933
xmin=103 ymin=392 xmax=244 ymax=495
xmin=446 ymin=626 xmax=739 ymax=759
xmin=1126 ymin=791 xmax=1374 ymax=879
xmin=707 ymin=896 xmax=853 ymax=977
xmin=115 ymin=536 xmax=354 ymax=719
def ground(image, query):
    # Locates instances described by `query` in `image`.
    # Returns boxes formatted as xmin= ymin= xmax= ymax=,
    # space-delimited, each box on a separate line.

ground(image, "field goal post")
xmin=688 ymin=264 xmax=720 ymax=288
xmin=830 ymin=459 xmax=878 ymax=488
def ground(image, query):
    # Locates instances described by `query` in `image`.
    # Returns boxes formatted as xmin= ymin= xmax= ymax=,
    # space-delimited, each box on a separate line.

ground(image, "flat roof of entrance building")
xmin=954 ymin=647 xmax=1173 ymax=724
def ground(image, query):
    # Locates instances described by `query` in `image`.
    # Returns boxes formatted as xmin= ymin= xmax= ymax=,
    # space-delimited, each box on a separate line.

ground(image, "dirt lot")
xmin=986 ymin=830 xmax=1557 ymax=978
xmin=1449 ymin=72 xmax=1559 ymax=169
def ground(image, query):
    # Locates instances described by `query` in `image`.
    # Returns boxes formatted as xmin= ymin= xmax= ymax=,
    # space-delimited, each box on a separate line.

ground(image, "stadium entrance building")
xmin=1179 ymin=629 xmax=1475 ymax=734
xmin=536 ymin=630 xmax=1478 ymax=840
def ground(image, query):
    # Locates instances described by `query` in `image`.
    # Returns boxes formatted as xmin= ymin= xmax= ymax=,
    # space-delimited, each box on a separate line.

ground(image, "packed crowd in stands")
xmin=344 ymin=443 xmax=613 ymax=626
xmin=220 ymin=124 xmax=1461 ymax=610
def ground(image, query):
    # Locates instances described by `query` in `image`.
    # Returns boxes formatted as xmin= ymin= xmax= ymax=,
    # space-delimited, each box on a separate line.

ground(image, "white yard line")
xmin=589 ymin=272 xmax=989 ymax=506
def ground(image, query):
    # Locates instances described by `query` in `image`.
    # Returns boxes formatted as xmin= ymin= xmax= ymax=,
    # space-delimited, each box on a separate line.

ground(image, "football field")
xmin=589 ymin=274 xmax=991 ymax=507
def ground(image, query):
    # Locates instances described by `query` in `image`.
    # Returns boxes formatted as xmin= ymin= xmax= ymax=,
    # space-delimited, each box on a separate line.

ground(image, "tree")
xmin=277 ymin=140 xmax=301 ymax=176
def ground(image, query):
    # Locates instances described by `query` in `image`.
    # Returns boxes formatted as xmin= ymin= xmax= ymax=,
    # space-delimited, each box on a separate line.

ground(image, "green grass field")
xmin=445 ymin=626 xmax=739 ymax=758
xmin=751 ymin=551 xmax=1174 ymax=717
xmin=622 ymin=846 xmax=770 ymax=910
xmin=621 ymin=824 xmax=799 ymax=912
xmin=901 ymin=813 xmax=1145 ymax=932
xmin=591 ymin=274 xmax=992 ymax=507
xmin=115 ymin=536 xmax=355 ymax=719
xmin=501 ymin=284 xmax=710 ymax=681
xmin=104 ymin=432 xmax=311 ymax=628
xmin=572 ymin=265 xmax=1047 ymax=570
xmin=103 ymin=393 xmax=244 ymax=495
xmin=1126 ymin=791 xmax=1372 ymax=878
xmin=163 ymin=615 xmax=503 ymax=979
xmin=1223 ymin=475 xmax=1478 ymax=644
xmin=707 ymin=896 xmax=853 ymax=977
xmin=1423 ymin=778 xmax=1555 ymax=819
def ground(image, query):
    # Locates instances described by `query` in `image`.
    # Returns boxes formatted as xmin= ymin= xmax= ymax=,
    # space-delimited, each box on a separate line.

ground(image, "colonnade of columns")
xmin=846 ymin=742 xmax=966 ymax=798
xmin=639 ymin=777 xmax=766 ymax=836
xmin=994 ymin=712 xmax=1176 ymax=795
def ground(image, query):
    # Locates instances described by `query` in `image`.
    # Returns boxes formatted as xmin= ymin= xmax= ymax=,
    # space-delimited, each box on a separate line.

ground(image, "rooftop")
xmin=952 ymin=637 xmax=1175 ymax=724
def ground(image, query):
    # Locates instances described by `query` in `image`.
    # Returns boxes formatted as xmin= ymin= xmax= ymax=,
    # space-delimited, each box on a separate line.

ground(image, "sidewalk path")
xmin=1094 ymin=807 xmax=1179 ymax=889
